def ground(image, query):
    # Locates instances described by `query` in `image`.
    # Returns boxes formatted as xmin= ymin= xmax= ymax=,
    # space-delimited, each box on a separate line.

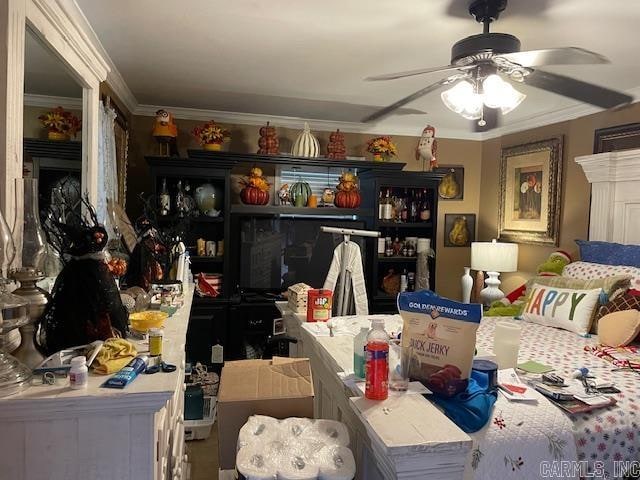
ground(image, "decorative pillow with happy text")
xmin=520 ymin=284 xmax=601 ymax=335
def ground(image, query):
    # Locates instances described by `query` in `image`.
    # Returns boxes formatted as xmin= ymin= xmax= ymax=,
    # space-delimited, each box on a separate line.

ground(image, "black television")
xmin=239 ymin=217 xmax=367 ymax=293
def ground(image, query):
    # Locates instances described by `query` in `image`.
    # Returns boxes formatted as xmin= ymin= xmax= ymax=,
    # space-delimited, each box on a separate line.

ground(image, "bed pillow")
xmin=520 ymin=284 xmax=601 ymax=335
xmin=562 ymin=261 xmax=640 ymax=292
xmin=598 ymin=310 xmax=640 ymax=347
xmin=525 ymin=274 xmax=631 ymax=304
xmin=575 ymin=240 xmax=640 ymax=268
xmin=597 ymin=292 xmax=640 ymax=320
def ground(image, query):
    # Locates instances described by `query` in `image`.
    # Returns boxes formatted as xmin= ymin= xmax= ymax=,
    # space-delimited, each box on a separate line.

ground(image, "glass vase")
xmin=12 ymin=178 xmax=47 ymax=270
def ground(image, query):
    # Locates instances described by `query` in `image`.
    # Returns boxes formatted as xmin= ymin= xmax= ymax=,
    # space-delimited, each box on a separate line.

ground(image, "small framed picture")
xmin=434 ymin=166 xmax=464 ymax=200
xmin=273 ymin=317 xmax=286 ymax=336
xmin=444 ymin=214 xmax=476 ymax=247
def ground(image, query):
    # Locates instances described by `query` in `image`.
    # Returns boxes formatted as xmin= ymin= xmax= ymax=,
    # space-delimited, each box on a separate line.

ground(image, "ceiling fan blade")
xmin=362 ymin=77 xmax=453 ymax=123
xmin=498 ymin=47 xmax=609 ymax=67
xmin=522 ymin=69 xmax=633 ymax=109
xmin=365 ymin=65 xmax=472 ymax=81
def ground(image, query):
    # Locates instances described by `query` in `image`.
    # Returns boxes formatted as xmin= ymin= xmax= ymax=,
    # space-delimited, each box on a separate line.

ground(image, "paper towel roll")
xmin=238 ymin=415 xmax=280 ymax=449
xmin=236 ymin=445 xmax=277 ymax=480
xmin=311 ymin=420 xmax=350 ymax=447
xmin=277 ymin=455 xmax=320 ymax=480
xmin=317 ymin=446 xmax=356 ymax=480
xmin=281 ymin=417 xmax=314 ymax=438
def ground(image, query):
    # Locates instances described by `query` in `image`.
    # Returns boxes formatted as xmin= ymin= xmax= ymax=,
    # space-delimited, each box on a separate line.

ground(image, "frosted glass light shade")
xmin=482 ymin=74 xmax=526 ymax=114
xmin=471 ymin=239 xmax=518 ymax=273
xmin=441 ymin=81 xmax=483 ymax=120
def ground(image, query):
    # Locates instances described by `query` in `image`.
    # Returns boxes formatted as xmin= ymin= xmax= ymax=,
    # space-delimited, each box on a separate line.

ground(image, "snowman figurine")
xmin=415 ymin=125 xmax=438 ymax=171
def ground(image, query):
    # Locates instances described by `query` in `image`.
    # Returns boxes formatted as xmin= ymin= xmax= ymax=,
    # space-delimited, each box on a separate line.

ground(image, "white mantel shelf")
xmin=0 ymin=287 xmax=195 ymax=480
xmin=576 ymin=148 xmax=640 ymax=244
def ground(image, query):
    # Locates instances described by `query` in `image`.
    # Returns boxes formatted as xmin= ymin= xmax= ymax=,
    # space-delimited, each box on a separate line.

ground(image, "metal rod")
xmin=320 ymin=226 xmax=380 ymax=238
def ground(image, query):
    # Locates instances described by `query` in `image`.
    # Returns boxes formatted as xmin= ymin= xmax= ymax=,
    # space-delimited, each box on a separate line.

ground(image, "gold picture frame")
xmin=498 ymin=137 xmax=563 ymax=246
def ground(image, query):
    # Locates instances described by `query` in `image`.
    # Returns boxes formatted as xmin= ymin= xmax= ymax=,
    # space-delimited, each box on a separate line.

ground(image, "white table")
xmin=276 ymin=303 xmax=473 ymax=480
xmin=0 ymin=287 xmax=195 ymax=480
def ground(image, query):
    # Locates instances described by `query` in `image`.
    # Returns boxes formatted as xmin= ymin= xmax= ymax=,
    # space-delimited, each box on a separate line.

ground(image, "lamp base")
xmin=478 ymin=271 xmax=505 ymax=307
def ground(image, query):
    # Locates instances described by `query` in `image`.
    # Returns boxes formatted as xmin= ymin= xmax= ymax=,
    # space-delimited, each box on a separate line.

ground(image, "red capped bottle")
xmin=365 ymin=319 xmax=389 ymax=400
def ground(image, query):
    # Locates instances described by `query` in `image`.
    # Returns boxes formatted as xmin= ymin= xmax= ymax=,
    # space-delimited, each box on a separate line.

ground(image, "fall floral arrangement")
xmin=366 ymin=136 xmax=398 ymax=161
xmin=38 ymin=106 xmax=81 ymax=139
xmin=192 ymin=120 xmax=231 ymax=146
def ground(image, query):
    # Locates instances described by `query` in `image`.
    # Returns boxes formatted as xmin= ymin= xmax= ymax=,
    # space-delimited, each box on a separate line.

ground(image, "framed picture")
xmin=593 ymin=123 xmax=640 ymax=153
xmin=273 ymin=317 xmax=286 ymax=336
xmin=435 ymin=166 xmax=464 ymax=200
xmin=498 ymin=137 xmax=563 ymax=246
xmin=444 ymin=213 xmax=476 ymax=247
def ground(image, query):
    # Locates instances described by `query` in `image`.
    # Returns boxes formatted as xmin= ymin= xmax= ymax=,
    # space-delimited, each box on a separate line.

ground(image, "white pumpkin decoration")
xmin=291 ymin=122 xmax=320 ymax=157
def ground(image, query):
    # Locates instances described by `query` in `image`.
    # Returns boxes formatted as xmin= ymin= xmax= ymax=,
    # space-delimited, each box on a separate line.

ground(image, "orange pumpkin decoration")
xmin=257 ymin=121 xmax=279 ymax=155
xmin=334 ymin=189 xmax=361 ymax=208
xmin=241 ymin=186 xmax=270 ymax=205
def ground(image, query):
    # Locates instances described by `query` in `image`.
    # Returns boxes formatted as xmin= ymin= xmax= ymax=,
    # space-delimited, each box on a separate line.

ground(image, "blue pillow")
xmin=576 ymin=239 xmax=640 ymax=268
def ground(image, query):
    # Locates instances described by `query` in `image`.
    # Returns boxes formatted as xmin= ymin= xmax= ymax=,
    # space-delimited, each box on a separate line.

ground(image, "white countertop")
xmin=0 ymin=287 xmax=194 ymax=420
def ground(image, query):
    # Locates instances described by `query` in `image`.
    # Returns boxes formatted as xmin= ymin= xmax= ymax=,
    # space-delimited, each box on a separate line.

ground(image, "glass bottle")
xmin=400 ymin=188 xmax=409 ymax=222
xmin=159 ymin=178 xmax=170 ymax=216
xmin=382 ymin=189 xmax=393 ymax=220
xmin=409 ymin=189 xmax=418 ymax=222
xmin=378 ymin=190 xmax=384 ymax=220
xmin=175 ymin=180 xmax=187 ymax=218
xmin=12 ymin=178 xmax=46 ymax=270
xmin=420 ymin=189 xmax=431 ymax=221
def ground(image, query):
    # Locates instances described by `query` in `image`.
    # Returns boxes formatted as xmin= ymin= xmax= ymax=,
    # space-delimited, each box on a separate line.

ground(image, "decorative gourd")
xmin=289 ymin=181 xmax=312 ymax=207
xmin=307 ymin=194 xmax=318 ymax=208
xmin=327 ymin=129 xmax=346 ymax=160
xmin=241 ymin=186 xmax=270 ymax=205
xmin=291 ymin=122 xmax=320 ymax=158
xmin=334 ymin=190 xmax=361 ymax=208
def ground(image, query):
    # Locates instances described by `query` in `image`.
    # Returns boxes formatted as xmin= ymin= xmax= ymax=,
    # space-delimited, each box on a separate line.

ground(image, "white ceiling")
xmin=76 ymin=0 xmax=640 ymax=139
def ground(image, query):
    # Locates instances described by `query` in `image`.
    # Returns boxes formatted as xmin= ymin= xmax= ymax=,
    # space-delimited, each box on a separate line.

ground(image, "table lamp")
xmin=471 ymin=239 xmax=518 ymax=307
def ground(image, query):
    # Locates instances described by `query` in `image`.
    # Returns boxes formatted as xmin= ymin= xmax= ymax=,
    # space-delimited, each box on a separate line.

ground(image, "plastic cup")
xmin=493 ymin=321 xmax=522 ymax=369
xmin=389 ymin=342 xmax=412 ymax=391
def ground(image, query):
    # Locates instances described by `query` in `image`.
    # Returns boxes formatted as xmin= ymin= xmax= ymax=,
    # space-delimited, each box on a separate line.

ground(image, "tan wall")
xmin=127 ymin=116 xmax=482 ymax=298
xmin=478 ymin=102 xmax=640 ymax=294
xmin=23 ymin=105 xmax=82 ymax=139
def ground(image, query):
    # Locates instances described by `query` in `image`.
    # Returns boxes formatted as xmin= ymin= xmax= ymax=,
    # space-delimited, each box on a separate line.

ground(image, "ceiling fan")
xmin=363 ymin=0 xmax=633 ymax=131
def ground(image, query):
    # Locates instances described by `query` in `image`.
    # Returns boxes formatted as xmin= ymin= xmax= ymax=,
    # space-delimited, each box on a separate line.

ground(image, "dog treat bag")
xmin=398 ymin=290 xmax=482 ymax=397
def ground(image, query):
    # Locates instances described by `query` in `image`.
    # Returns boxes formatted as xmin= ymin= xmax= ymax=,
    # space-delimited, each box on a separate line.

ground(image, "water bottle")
xmin=353 ymin=327 xmax=369 ymax=379
xmin=365 ymin=319 xmax=389 ymax=400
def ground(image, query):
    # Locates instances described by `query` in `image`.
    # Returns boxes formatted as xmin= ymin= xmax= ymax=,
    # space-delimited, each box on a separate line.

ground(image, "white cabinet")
xmin=0 ymin=289 xmax=195 ymax=480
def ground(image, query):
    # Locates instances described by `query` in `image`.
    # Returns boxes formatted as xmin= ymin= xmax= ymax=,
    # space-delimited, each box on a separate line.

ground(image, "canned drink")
xmin=149 ymin=328 xmax=164 ymax=357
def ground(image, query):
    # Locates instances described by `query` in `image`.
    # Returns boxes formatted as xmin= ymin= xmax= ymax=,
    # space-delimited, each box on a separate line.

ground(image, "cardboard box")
xmin=217 ymin=357 xmax=314 ymax=470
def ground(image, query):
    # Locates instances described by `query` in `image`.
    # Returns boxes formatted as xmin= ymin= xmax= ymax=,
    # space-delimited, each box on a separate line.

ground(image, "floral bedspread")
xmin=470 ymin=317 xmax=640 ymax=480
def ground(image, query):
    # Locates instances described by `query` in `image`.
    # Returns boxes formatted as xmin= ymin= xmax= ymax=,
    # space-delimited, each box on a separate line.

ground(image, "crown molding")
xmin=58 ymin=0 xmax=138 ymax=113
xmin=133 ymin=103 xmax=483 ymax=140
xmin=24 ymin=93 xmax=83 ymax=110
xmin=576 ymin=148 xmax=640 ymax=183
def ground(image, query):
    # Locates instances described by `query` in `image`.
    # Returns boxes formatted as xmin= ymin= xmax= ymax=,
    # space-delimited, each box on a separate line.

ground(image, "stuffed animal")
xmin=485 ymin=250 xmax=572 ymax=316
xmin=415 ymin=125 xmax=438 ymax=171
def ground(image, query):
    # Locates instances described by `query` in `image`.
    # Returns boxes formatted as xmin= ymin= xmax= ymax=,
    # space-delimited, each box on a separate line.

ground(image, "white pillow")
xmin=520 ymin=283 xmax=601 ymax=335
xmin=563 ymin=261 xmax=640 ymax=291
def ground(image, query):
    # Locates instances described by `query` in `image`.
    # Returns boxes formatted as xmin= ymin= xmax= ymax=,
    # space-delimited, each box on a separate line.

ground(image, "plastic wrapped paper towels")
xmin=236 ymin=416 xmax=356 ymax=480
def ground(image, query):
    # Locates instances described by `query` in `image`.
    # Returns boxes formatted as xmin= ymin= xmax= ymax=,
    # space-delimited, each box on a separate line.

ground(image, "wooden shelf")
xmin=158 ymin=215 xmax=224 ymax=223
xmin=377 ymin=256 xmax=417 ymax=263
xmin=377 ymin=221 xmax=432 ymax=229
xmin=230 ymin=205 xmax=371 ymax=216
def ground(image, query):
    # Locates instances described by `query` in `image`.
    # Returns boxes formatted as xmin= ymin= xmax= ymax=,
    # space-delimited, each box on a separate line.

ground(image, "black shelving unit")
xmin=146 ymin=151 xmax=406 ymax=362
xmin=360 ymin=170 xmax=444 ymax=313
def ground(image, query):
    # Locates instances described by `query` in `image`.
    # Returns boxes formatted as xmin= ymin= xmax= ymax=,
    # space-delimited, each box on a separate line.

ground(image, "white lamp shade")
xmin=471 ymin=239 xmax=518 ymax=272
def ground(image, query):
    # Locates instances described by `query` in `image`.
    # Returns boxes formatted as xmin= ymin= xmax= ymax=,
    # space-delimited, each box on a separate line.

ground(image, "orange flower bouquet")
xmin=38 ymin=106 xmax=81 ymax=140
xmin=192 ymin=120 xmax=231 ymax=151
xmin=366 ymin=136 xmax=398 ymax=161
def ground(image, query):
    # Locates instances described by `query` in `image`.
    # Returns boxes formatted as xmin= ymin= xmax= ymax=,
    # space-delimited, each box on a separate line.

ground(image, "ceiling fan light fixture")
xmin=482 ymin=74 xmax=526 ymax=114
xmin=441 ymin=80 xmax=483 ymax=120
